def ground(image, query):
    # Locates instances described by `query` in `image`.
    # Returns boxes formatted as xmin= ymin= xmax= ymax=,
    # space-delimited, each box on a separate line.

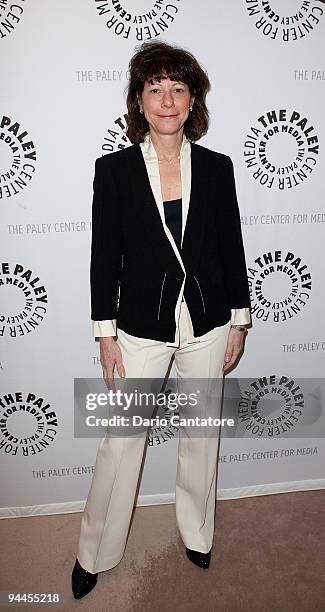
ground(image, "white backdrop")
xmin=1 ymin=0 xmax=325 ymax=518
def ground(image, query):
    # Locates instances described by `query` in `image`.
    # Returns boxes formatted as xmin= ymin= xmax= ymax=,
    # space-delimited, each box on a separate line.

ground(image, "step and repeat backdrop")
xmin=1 ymin=1 xmax=325 ymax=517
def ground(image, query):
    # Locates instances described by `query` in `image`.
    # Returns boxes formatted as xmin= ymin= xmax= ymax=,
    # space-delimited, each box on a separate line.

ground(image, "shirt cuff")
xmin=92 ymin=319 xmax=117 ymax=337
xmin=230 ymin=308 xmax=251 ymax=326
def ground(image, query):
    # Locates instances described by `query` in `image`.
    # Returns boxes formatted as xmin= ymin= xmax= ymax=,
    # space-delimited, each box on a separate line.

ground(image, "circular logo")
xmin=245 ymin=0 xmax=324 ymax=42
xmin=247 ymin=250 xmax=312 ymax=323
xmin=0 ymin=115 xmax=37 ymax=199
xmin=238 ymin=375 xmax=304 ymax=437
xmin=0 ymin=1 xmax=25 ymax=40
xmin=0 ymin=391 xmax=59 ymax=456
xmin=102 ymin=114 xmax=130 ymax=153
xmin=0 ymin=262 xmax=48 ymax=338
xmin=244 ymin=108 xmax=319 ymax=190
xmin=93 ymin=0 xmax=181 ymax=41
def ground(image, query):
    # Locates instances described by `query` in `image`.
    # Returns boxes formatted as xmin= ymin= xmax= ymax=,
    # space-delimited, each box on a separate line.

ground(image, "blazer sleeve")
xmin=90 ymin=156 xmax=122 ymax=337
xmin=218 ymin=155 xmax=251 ymax=319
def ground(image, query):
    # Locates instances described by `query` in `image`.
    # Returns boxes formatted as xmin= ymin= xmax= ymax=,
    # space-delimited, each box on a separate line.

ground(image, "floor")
xmin=1 ymin=490 xmax=324 ymax=612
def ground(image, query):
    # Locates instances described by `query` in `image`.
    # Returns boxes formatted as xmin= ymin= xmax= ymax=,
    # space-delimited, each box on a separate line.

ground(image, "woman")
xmin=72 ymin=40 xmax=251 ymax=599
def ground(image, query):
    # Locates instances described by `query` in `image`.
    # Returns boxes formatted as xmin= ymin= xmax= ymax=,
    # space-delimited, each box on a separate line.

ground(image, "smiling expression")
xmin=139 ymin=77 xmax=195 ymax=136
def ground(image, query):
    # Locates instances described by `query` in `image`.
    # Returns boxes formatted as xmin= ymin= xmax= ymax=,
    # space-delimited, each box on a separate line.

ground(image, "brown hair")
xmin=125 ymin=40 xmax=211 ymax=144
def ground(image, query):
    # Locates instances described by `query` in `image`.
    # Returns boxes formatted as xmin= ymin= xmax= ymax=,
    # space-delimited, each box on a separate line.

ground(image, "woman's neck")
xmin=149 ymin=129 xmax=184 ymax=159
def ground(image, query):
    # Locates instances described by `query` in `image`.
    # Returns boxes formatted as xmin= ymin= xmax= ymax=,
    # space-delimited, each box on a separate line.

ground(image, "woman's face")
xmin=139 ymin=77 xmax=195 ymax=137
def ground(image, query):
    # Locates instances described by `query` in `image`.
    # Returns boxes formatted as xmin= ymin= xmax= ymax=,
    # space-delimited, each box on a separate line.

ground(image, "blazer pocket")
xmin=193 ymin=275 xmax=206 ymax=314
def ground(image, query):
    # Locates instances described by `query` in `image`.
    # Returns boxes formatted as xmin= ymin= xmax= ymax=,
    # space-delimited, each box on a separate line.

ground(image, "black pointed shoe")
xmin=72 ymin=559 xmax=98 ymax=599
xmin=185 ymin=547 xmax=211 ymax=569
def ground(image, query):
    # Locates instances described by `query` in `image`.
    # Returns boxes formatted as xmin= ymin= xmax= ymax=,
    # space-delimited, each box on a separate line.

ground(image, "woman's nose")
xmin=161 ymin=92 xmax=174 ymax=107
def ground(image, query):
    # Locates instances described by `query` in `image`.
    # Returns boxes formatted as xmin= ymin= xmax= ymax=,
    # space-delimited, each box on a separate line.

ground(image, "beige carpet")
xmin=1 ymin=491 xmax=324 ymax=612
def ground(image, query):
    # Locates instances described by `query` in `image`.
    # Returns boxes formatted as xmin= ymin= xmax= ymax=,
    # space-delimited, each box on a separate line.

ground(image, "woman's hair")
xmin=125 ymin=40 xmax=211 ymax=144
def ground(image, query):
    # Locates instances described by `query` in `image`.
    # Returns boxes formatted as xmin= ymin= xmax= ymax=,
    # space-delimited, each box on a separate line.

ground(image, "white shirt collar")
xmin=140 ymin=131 xmax=191 ymax=162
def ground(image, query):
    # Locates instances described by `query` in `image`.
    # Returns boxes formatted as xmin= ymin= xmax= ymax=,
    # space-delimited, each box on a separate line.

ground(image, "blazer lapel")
xmin=127 ymin=135 xmax=208 ymax=275
xmin=181 ymin=142 xmax=209 ymax=273
xmin=127 ymin=144 xmax=181 ymax=272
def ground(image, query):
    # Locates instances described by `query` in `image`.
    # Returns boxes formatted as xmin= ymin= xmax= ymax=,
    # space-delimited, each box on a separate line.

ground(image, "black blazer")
xmin=90 ymin=141 xmax=251 ymax=342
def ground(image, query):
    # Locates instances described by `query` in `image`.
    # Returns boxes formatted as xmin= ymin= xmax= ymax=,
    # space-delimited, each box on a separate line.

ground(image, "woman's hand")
xmin=223 ymin=328 xmax=247 ymax=374
xmin=99 ymin=337 xmax=126 ymax=389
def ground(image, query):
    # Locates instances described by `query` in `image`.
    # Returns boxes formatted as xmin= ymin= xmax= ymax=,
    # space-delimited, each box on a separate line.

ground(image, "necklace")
xmin=157 ymin=154 xmax=180 ymax=164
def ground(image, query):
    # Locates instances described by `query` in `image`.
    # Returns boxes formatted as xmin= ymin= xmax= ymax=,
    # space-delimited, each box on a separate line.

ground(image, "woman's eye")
xmin=149 ymin=88 xmax=184 ymax=93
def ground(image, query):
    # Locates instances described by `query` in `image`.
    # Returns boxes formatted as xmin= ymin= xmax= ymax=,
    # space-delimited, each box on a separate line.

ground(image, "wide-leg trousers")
xmin=76 ymin=302 xmax=231 ymax=573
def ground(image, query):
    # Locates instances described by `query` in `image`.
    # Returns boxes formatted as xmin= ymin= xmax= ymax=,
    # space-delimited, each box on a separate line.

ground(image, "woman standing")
xmin=72 ymin=40 xmax=251 ymax=599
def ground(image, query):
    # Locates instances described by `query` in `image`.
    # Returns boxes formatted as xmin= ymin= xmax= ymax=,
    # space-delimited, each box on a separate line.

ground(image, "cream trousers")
xmin=76 ymin=302 xmax=231 ymax=573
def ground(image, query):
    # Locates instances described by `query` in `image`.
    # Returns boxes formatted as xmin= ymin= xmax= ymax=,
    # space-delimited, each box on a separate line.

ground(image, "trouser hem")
xmin=77 ymin=552 xmax=124 ymax=574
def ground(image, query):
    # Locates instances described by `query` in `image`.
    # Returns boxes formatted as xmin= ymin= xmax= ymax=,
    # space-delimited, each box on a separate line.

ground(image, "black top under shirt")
xmin=163 ymin=197 xmax=184 ymax=303
xmin=163 ymin=197 xmax=182 ymax=251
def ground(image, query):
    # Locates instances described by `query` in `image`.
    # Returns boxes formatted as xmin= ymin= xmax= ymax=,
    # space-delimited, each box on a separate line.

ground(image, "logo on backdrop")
xmin=0 ymin=1 xmax=25 ymax=40
xmin=0 ymin=115 xmax=37 ymax=199
xmin=247 ymin=250 xmax=312 ymax=323
xmin=245 ymin=0 xmax=324 ymax=42
xmin=102 ymin=113 xmax=130 ymax=153
xmin=0 ymin=391 xmax=59 ymax=457
xmin=244 ymin=108 xmax=319 ymax=190
xmin=147 ymin=387 xmax=180 ymax=447
xmin=93 ymin=0 xmax=181 ymax=41
xmin=0 ymin=262 xmax=48 ymax=338
xmin=237 ymin=375 xmax=304 ymax=437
